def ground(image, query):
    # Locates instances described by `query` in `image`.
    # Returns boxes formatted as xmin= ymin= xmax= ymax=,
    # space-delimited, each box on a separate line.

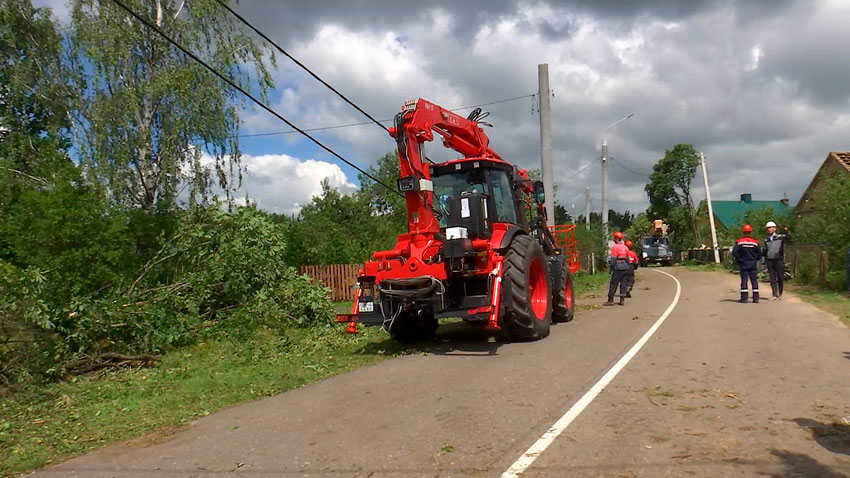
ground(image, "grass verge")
xmin=573 ymin=271 xmax=609 ymax=296
xmin=786 ymin=285 xmax=850 ymax=327
xmin=680 ymin=261 xmax=728 ymax=272
xmin=1 ymin=274 xmax=609 ymax=477
xmin=0 ymin=326 xmax=406 ymax=477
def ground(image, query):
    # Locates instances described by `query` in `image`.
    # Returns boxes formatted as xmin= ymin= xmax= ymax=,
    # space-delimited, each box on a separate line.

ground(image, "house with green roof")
xmin=709 ymin=193 xmax=792 ymax=229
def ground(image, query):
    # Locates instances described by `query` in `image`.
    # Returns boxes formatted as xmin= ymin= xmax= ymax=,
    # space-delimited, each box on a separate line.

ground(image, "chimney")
xmin=740 ymin=193 xmax=752 ymax=203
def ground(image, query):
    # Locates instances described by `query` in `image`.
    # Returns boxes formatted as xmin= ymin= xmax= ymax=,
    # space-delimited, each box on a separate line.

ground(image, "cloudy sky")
xmin=37 ymin=0 xmax=850 ymax=215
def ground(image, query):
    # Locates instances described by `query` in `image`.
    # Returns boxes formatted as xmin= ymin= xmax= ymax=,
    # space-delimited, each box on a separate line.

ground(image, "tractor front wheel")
xmin=501 ymin=235 xmax=552 ymax=340
xmin=552 ymin=258 xmax=575 ymax=323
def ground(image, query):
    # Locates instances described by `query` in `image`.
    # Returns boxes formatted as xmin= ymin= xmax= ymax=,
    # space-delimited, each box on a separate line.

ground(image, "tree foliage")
xmin=797 ymin=173 xmax=850 ymax=257
xmin=0 ymin=1 xmax=339 ymax=385
xmin=645 ymin=144 xmax=701 ymax=251
xmin=68 ymin=0 xmax=275 ymax=210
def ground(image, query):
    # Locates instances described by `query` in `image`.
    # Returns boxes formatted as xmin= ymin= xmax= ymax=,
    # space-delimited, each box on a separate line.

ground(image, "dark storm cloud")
xmin=226 ymin=0 xmax=844 ymax=212
xmin=236 ymin=0 xmax=801 ymax=44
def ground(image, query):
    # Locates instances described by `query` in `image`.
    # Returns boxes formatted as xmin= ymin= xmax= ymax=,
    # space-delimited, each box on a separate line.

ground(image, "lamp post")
xmin=601 ymin=113 xmax=634 ymax=239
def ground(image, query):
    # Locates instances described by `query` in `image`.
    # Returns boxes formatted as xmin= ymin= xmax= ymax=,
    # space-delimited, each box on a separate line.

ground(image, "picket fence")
xmin=297 ymin=264 xmax=360 ymax=302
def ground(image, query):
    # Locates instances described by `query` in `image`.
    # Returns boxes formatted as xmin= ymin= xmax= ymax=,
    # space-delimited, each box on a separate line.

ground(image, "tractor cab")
xmin=431 ymin=159 xmax=526 ymax=237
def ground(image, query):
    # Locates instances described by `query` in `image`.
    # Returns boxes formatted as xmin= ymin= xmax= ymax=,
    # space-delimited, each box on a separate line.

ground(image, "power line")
xmin=234 ymin=93 xmax=536 ymax=139
xmin=610 ymin=157 xmax=651 ymax=177
xmin=214 ymin=0 xmax=390 ymax=134
xmin=563 ymin=162 xmax=592 ymax=181
xmin=108 ymin=0 xmax=401 ymax=198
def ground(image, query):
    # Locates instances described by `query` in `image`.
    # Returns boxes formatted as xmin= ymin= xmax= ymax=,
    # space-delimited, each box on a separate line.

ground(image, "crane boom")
xmin=387 ymin=98 xmax=504 ymax=235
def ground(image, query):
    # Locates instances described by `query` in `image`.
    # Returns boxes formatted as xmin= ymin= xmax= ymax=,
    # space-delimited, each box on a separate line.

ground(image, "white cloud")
xmin=200 ymin=152 xmax=355 ymax=215
xmin=746 ymin=44 xmax=763 ymax=71
xmin=32 ymin=0 xmax=70 ymax=24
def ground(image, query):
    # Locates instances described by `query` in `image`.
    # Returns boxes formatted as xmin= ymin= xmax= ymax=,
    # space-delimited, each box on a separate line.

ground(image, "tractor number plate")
xmin=358 ymin=302 xmax=374 ymax=313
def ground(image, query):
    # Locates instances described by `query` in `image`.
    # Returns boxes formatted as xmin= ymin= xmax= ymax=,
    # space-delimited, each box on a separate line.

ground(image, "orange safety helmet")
xmin=742 ymin=224 xmax=753 ymax=233
xmin=625 ymin=240 xmax=633 ymax=248
xmin=613 ymin=231 xmax=624 ymax=239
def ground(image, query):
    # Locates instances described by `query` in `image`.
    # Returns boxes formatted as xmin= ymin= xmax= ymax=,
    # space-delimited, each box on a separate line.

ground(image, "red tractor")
xmin=336 ymin=98 xmax=580 ymax=342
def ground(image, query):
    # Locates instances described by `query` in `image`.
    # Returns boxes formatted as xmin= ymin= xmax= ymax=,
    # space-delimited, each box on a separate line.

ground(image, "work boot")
xmin=739 ymin=292 xmax=747 ymax=303
xmin=752 ymin=292 xmax=760 ymax=303
xmin=604 ymin=297 xmax=615 ymax=306
xmin=618 ymin=296 xmax=626 ymax=306
xmin=626 ymin=291 xmax=632 ymax=298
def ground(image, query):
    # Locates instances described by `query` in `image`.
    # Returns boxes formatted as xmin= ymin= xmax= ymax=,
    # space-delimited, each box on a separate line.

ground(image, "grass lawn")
xmin=1 ymin=273 xmax=608 ymax=477
xmin=0 ymin=327 xmax=406 ymax=477
xmin=786 ymin=284 xmax=850 ymax=327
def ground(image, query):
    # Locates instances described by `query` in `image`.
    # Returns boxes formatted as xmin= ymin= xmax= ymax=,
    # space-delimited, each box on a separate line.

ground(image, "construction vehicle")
xmin=640 ymin=219 xmax=673 ymax=266
xmin=335 ymin=98 xmax=580 ymax=342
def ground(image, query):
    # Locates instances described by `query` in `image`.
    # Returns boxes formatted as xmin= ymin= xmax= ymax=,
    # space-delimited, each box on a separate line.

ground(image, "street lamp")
xmin=601 ymin=113 xmax=635 ymax=239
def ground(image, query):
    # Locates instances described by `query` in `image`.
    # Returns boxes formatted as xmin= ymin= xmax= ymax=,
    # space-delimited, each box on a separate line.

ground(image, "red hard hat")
xmin=742 ymin=224 xmax=753 ymax=232
xmin=613 ymin=231 xmax=623 ymax=239
xmin=625 ymin=240 xmax=633 ymax=248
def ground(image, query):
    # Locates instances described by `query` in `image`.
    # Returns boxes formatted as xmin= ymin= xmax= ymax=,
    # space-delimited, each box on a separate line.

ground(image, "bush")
xmin=0 ymin=262 xmax=51 ymax=384
xmin=0 ymin=205 xmax=333 ymax=384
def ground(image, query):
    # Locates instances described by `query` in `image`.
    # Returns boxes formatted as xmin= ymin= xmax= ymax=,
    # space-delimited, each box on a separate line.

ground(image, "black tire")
xmin=501 ymin=235 xmax=552 ymax=340
xmin=552 ymin=258 xmax=575 ymax=323
xmin=388 ymin=312 xmax=437 ymax=343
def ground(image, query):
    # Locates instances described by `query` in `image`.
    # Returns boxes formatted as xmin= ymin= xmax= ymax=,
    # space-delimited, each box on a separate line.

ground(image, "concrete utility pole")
xmin=585 ymin=187 xmax=591 ymax=231
xmin=601 ymin=139 xmax=609 ymax=237
xmin=538 ymin=63 xmax=555 ymax=226
xmin=701 ymin=152 xmax=721 ymax=264
xmin=600 ymin=113 xmax=634 ymax=238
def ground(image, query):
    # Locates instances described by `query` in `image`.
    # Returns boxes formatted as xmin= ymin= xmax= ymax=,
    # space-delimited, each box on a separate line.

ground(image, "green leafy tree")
xmin=357 ymin=152 xmax=406 ymax=248
xmin=645 ymin=144 xmax=701 ymax=250
xmin=797 ymin=173 xmax=850 ymax=257
xmin=0 ymin=0 xmax=70 ymax=211
xmin=67 ymin=0 xmax=275 ymax=211
xmin=285 ymin=180 xmax=378 ymax=266
xmin=0 ymin=0 xmax=133 ymax=303
xmin=624 ymin=213 xmax=652 ymax=253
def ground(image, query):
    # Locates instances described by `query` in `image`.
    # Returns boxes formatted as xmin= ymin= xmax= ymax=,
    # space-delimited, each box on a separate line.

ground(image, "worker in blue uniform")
xmin=732 ymin=224 xmax=762 ymax=303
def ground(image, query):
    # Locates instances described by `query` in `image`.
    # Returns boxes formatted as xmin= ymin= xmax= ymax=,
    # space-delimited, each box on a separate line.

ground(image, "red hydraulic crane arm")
xmin=387 ymin=98 xmax=503 ymax=235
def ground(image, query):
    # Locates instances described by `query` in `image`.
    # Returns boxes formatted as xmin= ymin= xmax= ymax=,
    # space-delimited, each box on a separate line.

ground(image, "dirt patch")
xmin=123 ymin=424 xmax=191 ymax=448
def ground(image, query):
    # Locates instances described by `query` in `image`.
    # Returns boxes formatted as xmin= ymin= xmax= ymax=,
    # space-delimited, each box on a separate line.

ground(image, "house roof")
xmin=710 ymin=200 xmax=792 ymax=229
xmin=795 ymin=152 xmax=850 ymax=213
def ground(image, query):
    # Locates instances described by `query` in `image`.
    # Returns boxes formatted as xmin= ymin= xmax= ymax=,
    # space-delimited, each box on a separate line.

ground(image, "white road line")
xmin=500 ymin=269 xmax=682 ymax=478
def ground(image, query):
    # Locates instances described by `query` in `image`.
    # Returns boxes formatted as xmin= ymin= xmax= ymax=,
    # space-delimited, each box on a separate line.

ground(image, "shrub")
xmin=1 ymin=205 xmax=334 ymax=383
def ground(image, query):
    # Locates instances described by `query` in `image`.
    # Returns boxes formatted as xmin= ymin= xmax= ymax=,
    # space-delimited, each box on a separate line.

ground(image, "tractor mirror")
xmin=533 ymin=181 xmax=546 ymax=204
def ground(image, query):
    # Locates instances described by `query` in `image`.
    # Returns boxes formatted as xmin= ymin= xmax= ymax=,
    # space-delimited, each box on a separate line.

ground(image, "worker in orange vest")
xmin=625 ymin=239 xmax=639 ymax=297
xmin=605 ymin=231 xmax=630 ymax=306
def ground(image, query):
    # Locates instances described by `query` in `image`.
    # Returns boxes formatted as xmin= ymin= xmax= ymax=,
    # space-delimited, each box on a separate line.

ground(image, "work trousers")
xmin=739 ymin=268 xmax=759 ymax=302
xmin=766 ymin=259 xmax=785 ymax=297
xmin=608 ymin=269 xmax=628 ymax=300
xmin=625 ymin=269 xmax=635 ymax=292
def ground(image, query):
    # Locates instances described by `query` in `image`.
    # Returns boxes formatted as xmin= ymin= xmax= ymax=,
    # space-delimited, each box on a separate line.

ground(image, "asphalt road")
xmin=28 ymin=268 xmax=850 ymax=477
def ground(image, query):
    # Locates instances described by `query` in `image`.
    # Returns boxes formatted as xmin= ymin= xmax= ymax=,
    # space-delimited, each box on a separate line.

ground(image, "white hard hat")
xmin=765 ymin=221 xmax=777 ymax=228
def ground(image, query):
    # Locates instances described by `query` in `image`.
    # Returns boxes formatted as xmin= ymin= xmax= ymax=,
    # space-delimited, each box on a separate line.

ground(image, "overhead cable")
xmin=108 ymin=0 xmax=402 ymax=198
xmin=611 ymin=157 xmax=651 ymax=177
xmin=213 ymin=0 xmax=390 ymax=134
xmin=235 ymin=93 xmax=537 ymax=139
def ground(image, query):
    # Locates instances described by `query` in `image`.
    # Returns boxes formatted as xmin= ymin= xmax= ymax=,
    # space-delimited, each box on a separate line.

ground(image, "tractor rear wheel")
xmin=388 ymin=311 xmax=437 ymax=343
xmin=552 ymin=258 xmax=575 ymax=323
xmin=501 ymin=235 xmax=552 ymax=340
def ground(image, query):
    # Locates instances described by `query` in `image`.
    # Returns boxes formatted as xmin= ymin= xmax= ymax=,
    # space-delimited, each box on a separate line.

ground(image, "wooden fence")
xmin=787 ymin=244 xmax=831 ymax=285
xmin=297 ymin=264 xmax=360 ymax=302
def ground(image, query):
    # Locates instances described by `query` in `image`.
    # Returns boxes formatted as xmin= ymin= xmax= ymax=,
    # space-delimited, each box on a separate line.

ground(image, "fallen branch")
xmin=64 ymin=352 xmax=161 ymax=375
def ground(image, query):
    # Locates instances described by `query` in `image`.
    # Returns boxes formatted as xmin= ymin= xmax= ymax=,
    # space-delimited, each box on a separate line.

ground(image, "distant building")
xmin=794 ymin=151 xmax=850 ymax=219
xmin=709 ymin=193 xmax=792 ymax=229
